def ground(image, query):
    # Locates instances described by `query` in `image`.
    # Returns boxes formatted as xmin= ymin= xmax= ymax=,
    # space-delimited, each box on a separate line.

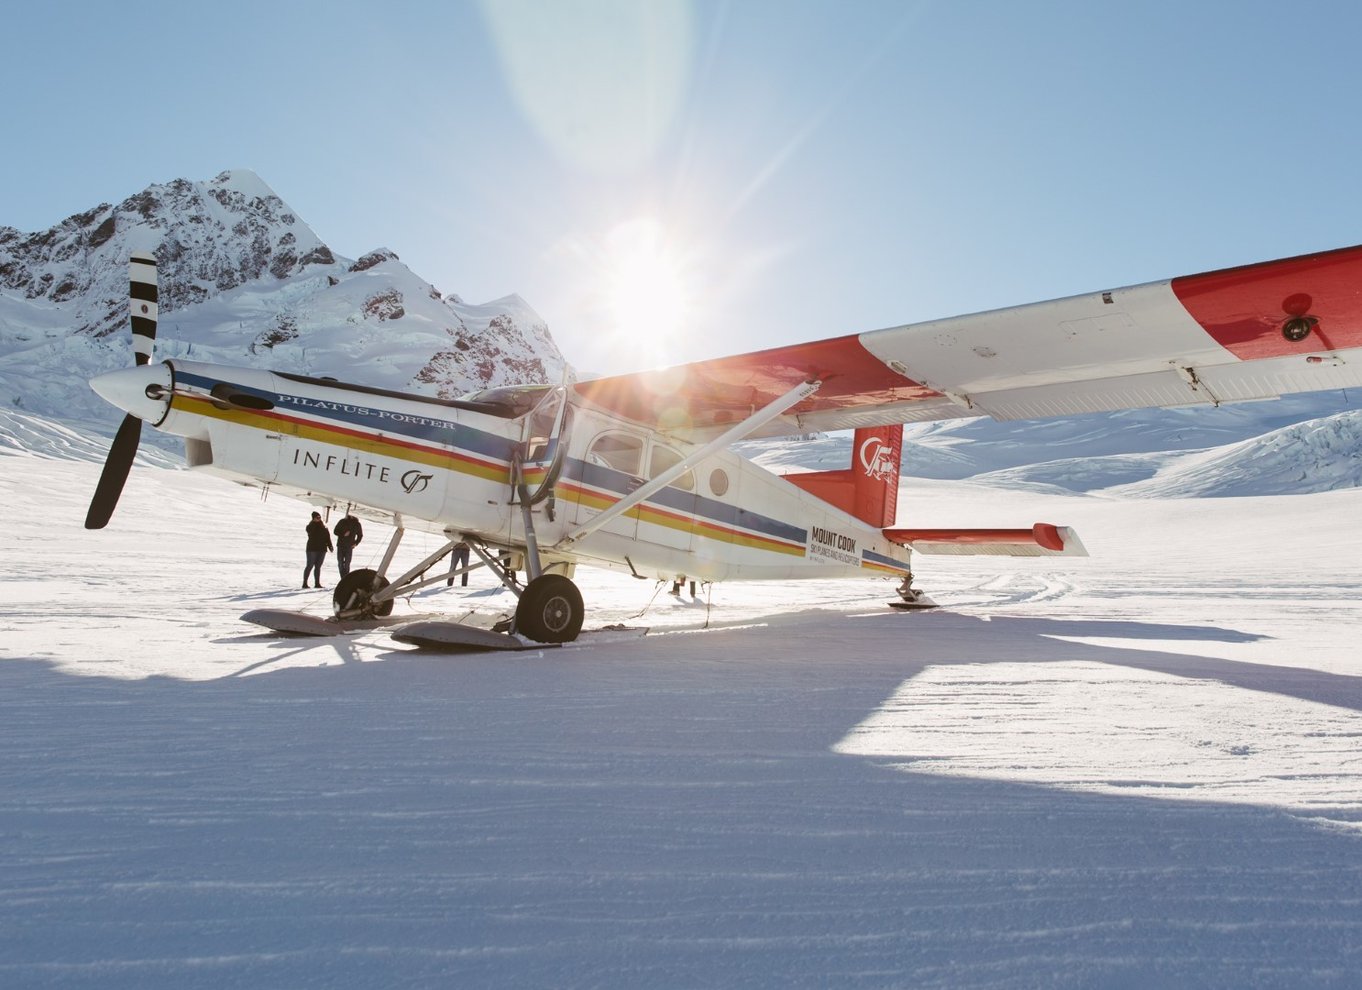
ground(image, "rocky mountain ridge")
xmin=0 ymin=170 xmax=569 ymax=434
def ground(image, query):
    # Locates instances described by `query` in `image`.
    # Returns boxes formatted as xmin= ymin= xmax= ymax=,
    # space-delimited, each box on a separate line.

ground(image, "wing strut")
xmin=556 ymin=378 xmax=822 ymax=549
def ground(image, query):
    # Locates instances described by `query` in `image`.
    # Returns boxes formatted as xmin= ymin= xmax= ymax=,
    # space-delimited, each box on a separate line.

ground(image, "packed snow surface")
xmin=2 ymin=433 xmax=1360 ymax=988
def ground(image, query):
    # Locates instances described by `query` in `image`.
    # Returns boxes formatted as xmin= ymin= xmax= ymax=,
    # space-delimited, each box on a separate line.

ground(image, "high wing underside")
xmin=572 ymin=244 xmax=1362 ymax=441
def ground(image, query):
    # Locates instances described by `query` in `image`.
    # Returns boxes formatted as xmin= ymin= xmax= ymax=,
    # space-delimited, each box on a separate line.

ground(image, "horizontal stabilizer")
xmin=884 ymin=523 xmax=1087 ymax=557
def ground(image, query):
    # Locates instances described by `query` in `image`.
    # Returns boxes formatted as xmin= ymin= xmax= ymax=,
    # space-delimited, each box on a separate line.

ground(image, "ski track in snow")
xmin=2 ymin=455 xmax=1362 ymax=988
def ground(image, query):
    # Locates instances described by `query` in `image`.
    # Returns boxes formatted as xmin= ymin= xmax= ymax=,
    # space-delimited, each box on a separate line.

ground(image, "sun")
xmin=602 ymin=217 xmax=689 ymax=353
xmin=550 ymin=213 xmax=711 ymax=374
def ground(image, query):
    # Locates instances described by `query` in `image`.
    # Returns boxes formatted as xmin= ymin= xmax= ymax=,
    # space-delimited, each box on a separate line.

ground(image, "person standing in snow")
xmin=446 ymin=540 xmax=471 ymax=586
xmin=333 ymin=512 xmax=364 ymax=579
xmin=304 ymin=511 xmax=333 ymax=589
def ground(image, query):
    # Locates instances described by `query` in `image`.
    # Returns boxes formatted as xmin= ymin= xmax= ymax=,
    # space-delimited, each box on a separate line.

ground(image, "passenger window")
xmin=649 ymin=445 xmax=695 ymax=492
xmin=587 ymin=432 xmax=644 ymax=475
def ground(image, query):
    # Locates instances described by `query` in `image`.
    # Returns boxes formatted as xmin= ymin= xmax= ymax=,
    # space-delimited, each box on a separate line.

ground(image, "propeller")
xmin=85 ymin=253 xmax=159 ymax=530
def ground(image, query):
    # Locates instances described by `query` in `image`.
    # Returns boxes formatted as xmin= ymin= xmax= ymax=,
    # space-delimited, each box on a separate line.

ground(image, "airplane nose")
xmin=90 ymin=362 xmax=173 ymax=424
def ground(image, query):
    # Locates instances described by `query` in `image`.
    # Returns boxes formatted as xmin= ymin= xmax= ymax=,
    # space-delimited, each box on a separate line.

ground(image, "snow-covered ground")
xmin=3 ymin=441 xmax=1361 ymax=987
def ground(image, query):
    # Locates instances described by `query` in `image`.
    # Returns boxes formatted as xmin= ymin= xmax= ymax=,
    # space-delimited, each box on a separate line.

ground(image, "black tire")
xmin=515 ymin=574 xmax=584 ymax=643
xmin=332 ymin=568 xmax=393 ymax=618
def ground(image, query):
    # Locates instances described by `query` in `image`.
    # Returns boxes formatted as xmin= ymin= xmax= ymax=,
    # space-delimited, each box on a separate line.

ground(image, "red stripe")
xmin=559 ymin=480 xmax=805 ymax=551
xmin=179 ymin=394 xmax=506 ymax=474
xmin=1171 ymin=243 xmax=1362 ymax=360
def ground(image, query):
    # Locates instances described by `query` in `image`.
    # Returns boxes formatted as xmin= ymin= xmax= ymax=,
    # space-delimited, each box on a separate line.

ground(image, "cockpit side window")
xmin=524 ymin=389 xmax=569 ymax=463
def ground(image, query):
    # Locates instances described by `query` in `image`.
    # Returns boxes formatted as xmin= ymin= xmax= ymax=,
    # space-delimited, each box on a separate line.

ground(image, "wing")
xmin=572 ymin=243 xmax=1362 ymax=440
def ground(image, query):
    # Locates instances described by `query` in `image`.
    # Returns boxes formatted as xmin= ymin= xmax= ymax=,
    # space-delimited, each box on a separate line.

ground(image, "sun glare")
xmin=603 ymin=217 xmax=689 ymax=355
xmin=550 ymin=212 xmax=720 ymax=375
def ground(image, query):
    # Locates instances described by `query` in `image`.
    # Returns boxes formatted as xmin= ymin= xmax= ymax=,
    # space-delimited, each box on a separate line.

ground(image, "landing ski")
xmin=391 ymin=620 xmax=648 ymax=653
xmin=241 ymin=608 xmax=414 ymax=636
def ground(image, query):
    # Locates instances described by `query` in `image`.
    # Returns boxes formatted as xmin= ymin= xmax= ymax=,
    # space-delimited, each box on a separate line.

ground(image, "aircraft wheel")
xmin=333 ymin=568 xmax=393 ymax=618
xmin=515 ymin=574 xmax=583 ymax=643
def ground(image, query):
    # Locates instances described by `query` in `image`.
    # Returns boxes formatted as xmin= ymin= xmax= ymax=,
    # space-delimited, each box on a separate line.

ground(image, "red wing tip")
xmin=1032 ymin=523 xmax=1065 ymax=552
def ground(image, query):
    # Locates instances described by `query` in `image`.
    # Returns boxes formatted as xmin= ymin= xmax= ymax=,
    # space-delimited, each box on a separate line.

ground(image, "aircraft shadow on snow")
xmin=845 ymin=609 xmax=1361 ymax=716
xmin=196 ymin=603 xmax=1362 ymax=724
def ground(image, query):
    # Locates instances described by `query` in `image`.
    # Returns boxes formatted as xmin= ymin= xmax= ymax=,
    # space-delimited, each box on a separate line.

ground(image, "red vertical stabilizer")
xmin=785 ymin=425 xmax=902 ymax=528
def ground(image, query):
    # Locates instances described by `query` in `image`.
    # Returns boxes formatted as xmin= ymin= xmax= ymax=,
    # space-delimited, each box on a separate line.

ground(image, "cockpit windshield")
xmin=459 ymin=384 xmax=555 ymax=419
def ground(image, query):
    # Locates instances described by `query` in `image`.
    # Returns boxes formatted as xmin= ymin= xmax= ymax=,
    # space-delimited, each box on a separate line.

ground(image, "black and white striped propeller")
xmin=84 ymin=253 xmax=166 ymax=529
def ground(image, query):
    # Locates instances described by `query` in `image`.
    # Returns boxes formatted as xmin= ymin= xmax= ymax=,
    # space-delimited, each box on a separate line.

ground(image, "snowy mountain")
xmin=0 ymin=170 xmax=569 ymax=438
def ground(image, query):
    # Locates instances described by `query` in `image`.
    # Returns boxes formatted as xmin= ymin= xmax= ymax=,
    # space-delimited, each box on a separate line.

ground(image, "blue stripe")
xmin=562 ymin=457 xmax=807 ymax=546
xmin=177 ymin=368 xmax=814 ymax=550
xmin=861 ymin=547 xmax=911 ymax=571
xmin=175 ymin=370 xmax=517 ymax=463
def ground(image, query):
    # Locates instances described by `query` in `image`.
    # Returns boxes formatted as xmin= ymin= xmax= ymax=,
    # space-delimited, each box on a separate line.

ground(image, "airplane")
xmin=84 ymin=245 xmax=1362 ymax=645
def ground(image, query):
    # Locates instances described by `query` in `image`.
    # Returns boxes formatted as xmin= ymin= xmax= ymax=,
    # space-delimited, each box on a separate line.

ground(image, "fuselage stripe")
xmin=173 ymin=392 xmax=512 ymax=482
xmin=171 ymin=376 xmax=865 ymax=565
xmin=559 ymin=480 xmax=806 ymax=556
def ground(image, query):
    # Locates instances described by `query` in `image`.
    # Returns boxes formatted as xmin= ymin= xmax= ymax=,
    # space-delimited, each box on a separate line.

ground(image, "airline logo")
xmin=401 ymin=470 xmax=434 ymax=494
xmin=858 ymin=435 xmax=897 ymax=482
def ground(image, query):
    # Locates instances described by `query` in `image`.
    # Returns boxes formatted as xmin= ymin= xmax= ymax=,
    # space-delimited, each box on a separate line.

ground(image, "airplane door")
xmin=571 ymin=430 xmax=643 ymax=543
xmin=641 ymin=442 xmax=698 ymax=555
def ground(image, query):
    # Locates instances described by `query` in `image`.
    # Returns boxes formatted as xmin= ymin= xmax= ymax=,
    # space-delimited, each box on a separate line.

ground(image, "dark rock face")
xmin=250 ymin=315 xmax=300 ymax=353
xmin=412 ymin=312 xmax=554 ymax=398
xmin=0 ymin=171 xmax=342 ymax=339
xmin=362 ymin=289 xmax=406 ymax=322
xmin=350 ymin=248 xmax=398 ymax=273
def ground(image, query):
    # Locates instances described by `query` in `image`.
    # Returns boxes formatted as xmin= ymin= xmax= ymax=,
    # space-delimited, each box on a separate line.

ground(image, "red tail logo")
xmin=786 ymin=424 xmax=902 ymax=528
xmin=858 ymin=434 xmax=898 ymax=483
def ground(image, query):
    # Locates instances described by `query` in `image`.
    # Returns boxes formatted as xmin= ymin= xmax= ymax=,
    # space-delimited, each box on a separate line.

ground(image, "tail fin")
xmin=785 ymin=425 xmax=902 ymax=528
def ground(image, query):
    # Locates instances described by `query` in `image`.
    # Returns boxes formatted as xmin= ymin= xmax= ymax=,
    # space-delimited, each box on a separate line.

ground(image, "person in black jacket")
xmin=304 ymin=511 xmax=333 ymax=589
xmin=333 ymin=512 xmax=364 ymax=579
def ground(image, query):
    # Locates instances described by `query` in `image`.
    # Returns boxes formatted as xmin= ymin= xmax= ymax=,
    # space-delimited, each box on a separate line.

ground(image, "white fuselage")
xmin=139 ymin=359 xmax=914 ymax=584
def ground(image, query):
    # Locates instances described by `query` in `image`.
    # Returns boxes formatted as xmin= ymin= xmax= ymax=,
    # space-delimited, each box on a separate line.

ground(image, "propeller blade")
xmin=129 ymin=252 xmax=158 ymax=366
xmin=84 ymin=413 xmax=143 ymax=530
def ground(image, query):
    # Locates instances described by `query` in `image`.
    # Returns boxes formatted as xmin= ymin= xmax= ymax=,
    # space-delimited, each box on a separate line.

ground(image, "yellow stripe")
xmin=179 ymin=394 xmax=804 ymax=561
xmin=861 ymin=558 xmax=910 ymax=575
xmin=175 ymin=394 xmax=511 ymax=483
xmin=566 ymin=483 xmax=806 ymax=558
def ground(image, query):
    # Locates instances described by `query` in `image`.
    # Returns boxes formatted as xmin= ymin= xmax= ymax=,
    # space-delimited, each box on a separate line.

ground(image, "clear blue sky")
xmin=6 ymin=0 xmax=1362 ymax=375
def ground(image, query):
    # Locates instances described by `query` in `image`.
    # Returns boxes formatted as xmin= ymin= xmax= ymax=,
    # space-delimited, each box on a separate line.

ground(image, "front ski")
xmin=241 ymin=608 xmax=413 ymax=636
xmin=392 ymin=620 xmax=649 ymax=653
